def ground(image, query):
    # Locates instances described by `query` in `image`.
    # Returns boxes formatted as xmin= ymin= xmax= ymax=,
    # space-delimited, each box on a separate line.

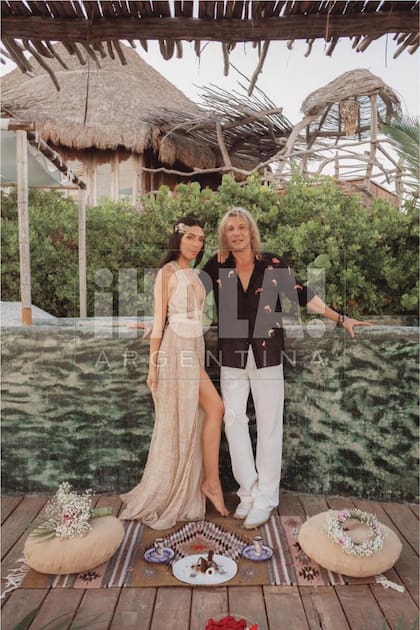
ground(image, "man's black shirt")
xmin=201 ymin=252 xmax=315 ymax=369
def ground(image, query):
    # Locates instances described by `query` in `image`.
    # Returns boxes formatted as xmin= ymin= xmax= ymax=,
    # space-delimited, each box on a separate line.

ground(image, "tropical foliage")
xmin=381 ymin=114 xmax=419 ymax=205
xmin=1 ymin=174 xmax=418 ymax=318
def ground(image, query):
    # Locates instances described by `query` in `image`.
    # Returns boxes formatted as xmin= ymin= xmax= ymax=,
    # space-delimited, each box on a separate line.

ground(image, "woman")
xmin=120 ymin=216 xmax=229 ymax=529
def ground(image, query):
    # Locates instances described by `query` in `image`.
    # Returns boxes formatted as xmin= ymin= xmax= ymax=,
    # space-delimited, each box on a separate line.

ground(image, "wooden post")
xmin=86 ymin=155 xmax=97 ymax=206
xmin=16 ymin=130 xmax=32 ymax=325
xmin=395 ymin=156 xmax=404 ymax=207
xmin=334 ymin=151 xmax=339 ymax=179
xmin=132 ymin=153 xmax=144 ymax=209
xmin=78 ymin=188 xmax=87 ymax=317
xmin=365 ymin=94 xmax=377 ymax=185
xmin=110 ymin=152 xmax=120 ymax=201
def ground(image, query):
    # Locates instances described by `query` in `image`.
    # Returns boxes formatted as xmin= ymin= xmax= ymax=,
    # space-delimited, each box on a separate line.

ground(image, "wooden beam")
xmin=131 ymin=153 xmax=144 ymax=209
xmin=110 ymin=152 xmax=119 ymax=201
xmin=78 ymin=188 xmax=87 ymax=318
xmin=2 ymin=12 xmax=416 ymax=43
xmin=86 ymin=156 xmax=97 ymax=206
xmin=0 ymin=119 xmax=35 ymax=132
xmin=16 ymin=130 xmax=32 ymax=325
xmin=365 ymin=94 xmax=377 ymax=184
xmin=26 ymin=132 xmax=86 ymax=189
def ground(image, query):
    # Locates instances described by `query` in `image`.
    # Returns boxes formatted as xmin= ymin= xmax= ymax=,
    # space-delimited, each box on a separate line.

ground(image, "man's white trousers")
xmin=221 ymin=348 xmax=284 ymax=511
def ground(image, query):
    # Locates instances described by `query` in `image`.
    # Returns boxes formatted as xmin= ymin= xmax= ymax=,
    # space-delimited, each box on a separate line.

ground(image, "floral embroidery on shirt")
xmin=228 ymin=270 xmax=235 ymax=278
xmin=264 ymin=305 xmax=272 ymax=313
xmin=255 ymin=288 xmax=263 ymax=295
xmin=268 ymin=328 xmax=275 ymax=337
xmin=272 ymin=257 xmax=280 ymax=264
xmin=272 ymin=279 xmax=278 ymax=287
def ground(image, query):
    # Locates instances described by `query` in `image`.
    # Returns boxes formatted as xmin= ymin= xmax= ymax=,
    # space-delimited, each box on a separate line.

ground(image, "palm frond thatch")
xmin=1 ymin=43 xmax=215 ymax=170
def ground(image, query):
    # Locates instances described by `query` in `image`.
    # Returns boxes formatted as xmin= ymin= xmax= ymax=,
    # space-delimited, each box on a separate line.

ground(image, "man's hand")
xmin=343 ymin=317 xmax=373 ymax=339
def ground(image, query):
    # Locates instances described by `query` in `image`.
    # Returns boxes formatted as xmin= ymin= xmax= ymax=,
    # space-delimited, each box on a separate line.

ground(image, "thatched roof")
xmin=1 ymin=1 xmax=418 ymax=93
xmin=301 ymin=69 xmax=401 ymax=140
xmin=1 ymin=43 xmax=216 ymax=169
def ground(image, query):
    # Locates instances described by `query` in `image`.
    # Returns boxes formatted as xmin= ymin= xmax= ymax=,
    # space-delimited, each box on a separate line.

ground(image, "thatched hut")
xmin=272 ymin=69 xmax=404 ymax=203
xmin=1 ymin=44 xmax=219 ymax=205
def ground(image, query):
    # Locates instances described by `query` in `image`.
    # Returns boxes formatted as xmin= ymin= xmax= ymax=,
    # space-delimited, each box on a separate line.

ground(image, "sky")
xmin=1 ymin=35 xmax=418 ymax=125
xmin=133 ymin=36 xmax=419 ymax=124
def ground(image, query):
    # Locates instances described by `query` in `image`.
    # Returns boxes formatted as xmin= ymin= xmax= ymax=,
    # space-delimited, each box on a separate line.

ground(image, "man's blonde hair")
xmin=218 ymin=207 xmax=262 ymax=257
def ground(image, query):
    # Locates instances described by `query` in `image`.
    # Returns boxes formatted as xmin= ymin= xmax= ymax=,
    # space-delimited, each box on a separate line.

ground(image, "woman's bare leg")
xmin=199 ymin=366 xmax=229 ymax=517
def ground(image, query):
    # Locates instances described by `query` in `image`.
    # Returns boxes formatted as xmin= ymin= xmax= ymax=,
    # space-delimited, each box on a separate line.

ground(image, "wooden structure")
xmin=0 ymin=119 xmax=88 ymax=320
xmin=272 ymin=69 xmax=407 ymax=199
xmin=1 ymin=43 xmax=221 ymax=206
xmin=1 ymin=492 xmax=419 ymax=629
xmin=1 ymin=1 xmax=418 ymax=95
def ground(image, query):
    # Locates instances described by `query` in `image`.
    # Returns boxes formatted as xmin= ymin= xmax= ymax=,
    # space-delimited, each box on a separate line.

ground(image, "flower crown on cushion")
xmin=174 ymin=223 xmax=187 ymax=234
xmin=325 ymin=509 xmax=384 ymax=557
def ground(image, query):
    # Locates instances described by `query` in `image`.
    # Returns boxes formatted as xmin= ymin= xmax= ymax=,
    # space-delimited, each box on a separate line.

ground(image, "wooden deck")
xmin=1 ymin=493 xmax=419 ymax=630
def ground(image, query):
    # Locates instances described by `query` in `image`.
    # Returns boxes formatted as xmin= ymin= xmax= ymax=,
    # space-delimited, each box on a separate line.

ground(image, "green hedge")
xmin=1 ymin=174 xmax=418 ymax=317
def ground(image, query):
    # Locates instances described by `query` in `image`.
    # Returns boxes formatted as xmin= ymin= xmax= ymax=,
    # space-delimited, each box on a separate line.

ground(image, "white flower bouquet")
xmin=30 ymin=482 xmax=112 ymax=540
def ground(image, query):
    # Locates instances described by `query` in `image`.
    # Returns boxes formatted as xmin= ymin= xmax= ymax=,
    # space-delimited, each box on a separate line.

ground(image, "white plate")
xmin=172 ymin=553 xmax=238 ymax=585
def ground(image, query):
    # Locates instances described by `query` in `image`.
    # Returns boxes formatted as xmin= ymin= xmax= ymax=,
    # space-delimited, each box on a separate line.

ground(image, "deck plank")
xmin=299 ymin=585 xmax=351 ymax=630
xmin=1 ymin=493 xmax=417 ymax=630
xmin=109 ymin=587 xmax=156 ymax=629
xmin=370 ymin=581 xmax=419 ymax=630
xmin=263 ymin=585 xmax=309 ymax=629
xmin=299 ymin=494 xmax=329 ymax=517
xmin=368 ymin=500 xmax=420 ymax=606
xmin=1 ymin=496 xmax=23 ymax=524
xmin=381 ymin=502 xmax=419 ymax=555
xmin=150 ymin=587 xmax=191 ymax=630
xmin=1 ymin=496 xmax=47 ymax=559
xmin=228 ymin=586 xmax=268 ymax=630
xmin=70 ymin=588 xmax=121 ymax=628
xmin=278 ymin=493 xmax=306 ymax=519
xmin=335 ymin=585 xmax=390 ymax=629
xmin=190 ymin=586 xmax=228 ymax=629
xmin=326 ymin=496 xmax=357 ymax=511
xmin=27 ymin=589 xmax=85 ymax=630
xmin=408 ymin=504 xmax=419 ymax=520
xmin=1 ymin=588 xmax=48 ymax=630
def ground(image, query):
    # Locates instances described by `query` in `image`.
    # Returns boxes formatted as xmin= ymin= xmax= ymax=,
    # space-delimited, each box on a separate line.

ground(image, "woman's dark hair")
xmin=159 ymin=215 xmax=205 ymax=268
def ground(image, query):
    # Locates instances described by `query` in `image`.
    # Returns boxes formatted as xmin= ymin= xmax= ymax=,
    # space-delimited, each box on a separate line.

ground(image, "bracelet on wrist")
xmin=336 ymin=313 xmax=346 ymax=328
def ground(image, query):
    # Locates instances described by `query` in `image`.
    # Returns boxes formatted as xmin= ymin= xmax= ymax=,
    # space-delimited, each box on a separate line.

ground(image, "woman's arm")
xmin=307 ymin=295 xmax=372 ymax=339
xmin=146 ymin=266 xmax=171 ymax=390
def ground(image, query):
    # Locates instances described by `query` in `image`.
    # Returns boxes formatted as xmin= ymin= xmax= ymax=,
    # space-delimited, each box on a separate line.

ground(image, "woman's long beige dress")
xmin=120 ymin=261 xmax=206 ymax=529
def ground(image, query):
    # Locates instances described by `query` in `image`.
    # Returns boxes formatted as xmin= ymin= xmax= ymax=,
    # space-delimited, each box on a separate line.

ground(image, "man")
xmin=203 ymin=207 xmax=368 ymax=529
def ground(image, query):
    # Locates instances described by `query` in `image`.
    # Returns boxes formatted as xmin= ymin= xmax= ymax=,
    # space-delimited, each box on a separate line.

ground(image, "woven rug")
xmin=6 ymin=514 xmax=373 ymax=592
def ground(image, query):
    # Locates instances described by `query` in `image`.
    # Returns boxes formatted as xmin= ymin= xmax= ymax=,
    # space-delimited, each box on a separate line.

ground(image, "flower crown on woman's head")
xmin=174 ymin=223 xmax=187 ymax=234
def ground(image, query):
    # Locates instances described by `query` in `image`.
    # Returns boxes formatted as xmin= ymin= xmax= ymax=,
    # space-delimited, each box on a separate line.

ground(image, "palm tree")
xmin=381 ymin=115 xmax=419 ymax=205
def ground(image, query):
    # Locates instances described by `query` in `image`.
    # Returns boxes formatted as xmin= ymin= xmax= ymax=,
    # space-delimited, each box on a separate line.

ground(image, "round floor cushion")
xmin=298 ymin=510 xmax=402 ymax=578
xmin=24 ymin=516 xmax=125 ymax=575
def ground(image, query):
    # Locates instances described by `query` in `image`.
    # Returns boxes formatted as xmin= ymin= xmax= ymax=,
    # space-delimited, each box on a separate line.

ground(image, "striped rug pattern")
xmin=18 ymin=515 xmax=370 ymax=589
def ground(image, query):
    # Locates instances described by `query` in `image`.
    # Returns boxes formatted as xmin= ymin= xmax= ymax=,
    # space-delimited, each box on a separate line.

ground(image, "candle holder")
xmin=154 ymin=537 xmax=164 ymax=558
xmin=252 ymin=536 xmax=263 ymax=557
xmin=144 ymin=538 xmax=175 ymax=564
